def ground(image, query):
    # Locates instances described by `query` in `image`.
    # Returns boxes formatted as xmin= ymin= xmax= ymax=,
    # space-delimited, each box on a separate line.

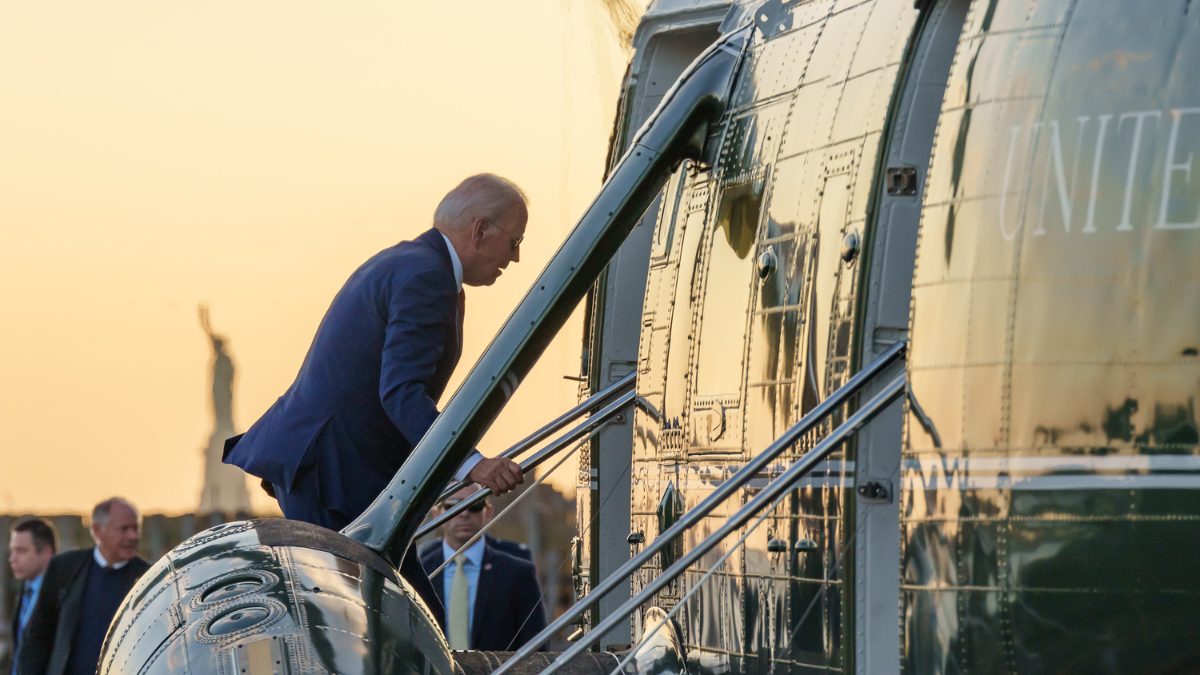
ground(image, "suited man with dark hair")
xmin=419 ymin=486 xmax=546 ymax=651
xmin=225 ymin=173 xmax=530 ymax=624
xmin=8 ymin=518 xmax=57 ymax=675
xmin=19 ymin=499 xmax=149 ymax=675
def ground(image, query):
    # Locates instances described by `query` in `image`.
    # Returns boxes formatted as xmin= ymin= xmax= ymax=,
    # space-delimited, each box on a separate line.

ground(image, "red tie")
xmin=458 ymin=289 xmax=466 ymax=314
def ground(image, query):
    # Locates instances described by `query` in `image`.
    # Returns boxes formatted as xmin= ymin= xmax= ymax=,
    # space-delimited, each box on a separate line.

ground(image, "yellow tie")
xmin=449 ymin=556 xmax=470 ymax=650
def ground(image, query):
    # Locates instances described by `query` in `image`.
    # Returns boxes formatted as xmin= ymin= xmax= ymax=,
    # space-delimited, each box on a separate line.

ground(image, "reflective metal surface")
xmin=627 ymin=1 xmax=921 ymax=673
xmin=553 ymin=376 xmax=905 ymax=675
xmin=904 ymin=0 xmax=1200 ymax=671
xmin=491 ymin=345 xmax=905 ymax=675
xmin=98 ymin=521 xmax=453 ymax=675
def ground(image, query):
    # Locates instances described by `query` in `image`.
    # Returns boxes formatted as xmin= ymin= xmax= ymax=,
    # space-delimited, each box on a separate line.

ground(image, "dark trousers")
xmin=274 ymin=466 xmax=445 ymax=628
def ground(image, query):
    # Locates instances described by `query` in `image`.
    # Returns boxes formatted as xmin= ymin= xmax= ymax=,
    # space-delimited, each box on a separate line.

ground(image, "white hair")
xmin=92 ymin=497 xmax=141 ymax=528
xmin=433 ymin=173 xmax=528 ymax=232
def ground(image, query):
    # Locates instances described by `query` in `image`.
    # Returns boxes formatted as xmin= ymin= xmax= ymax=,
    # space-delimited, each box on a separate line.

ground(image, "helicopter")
xmin=98 ymin=0 xmax=1200 ymax=674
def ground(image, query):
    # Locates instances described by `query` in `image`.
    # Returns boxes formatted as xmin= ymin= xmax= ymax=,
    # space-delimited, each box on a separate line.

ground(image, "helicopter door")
xmin=580 ymin=19 xmax=724 ymax=648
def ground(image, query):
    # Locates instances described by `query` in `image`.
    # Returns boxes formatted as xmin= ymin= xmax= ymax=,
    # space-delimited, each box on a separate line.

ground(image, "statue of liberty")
xmin=197 ymin=303 xmax=251 ymax=515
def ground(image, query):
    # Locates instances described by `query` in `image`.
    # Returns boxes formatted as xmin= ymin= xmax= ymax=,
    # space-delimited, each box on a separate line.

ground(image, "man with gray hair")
xmin=224 ymin=173 xmax=528 ymax=624
xmin=18 ymin=498 xmax=149 ymax=675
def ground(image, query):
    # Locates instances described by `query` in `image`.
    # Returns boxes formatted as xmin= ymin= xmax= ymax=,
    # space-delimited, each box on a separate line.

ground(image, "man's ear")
xmin=470 ymin=217 xmax=488 ymax=247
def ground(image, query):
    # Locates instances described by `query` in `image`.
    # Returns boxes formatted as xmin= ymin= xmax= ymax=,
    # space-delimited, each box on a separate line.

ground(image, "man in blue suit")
xmin=486 ymin=533 xmax=532 ymax=562
xmin=225 ymin=173 xmax=529 ymax=622
xmin=419 ymin=486 xmax=547 ymax=651
xmin=7 ymin=518 xmax=56 ymax=675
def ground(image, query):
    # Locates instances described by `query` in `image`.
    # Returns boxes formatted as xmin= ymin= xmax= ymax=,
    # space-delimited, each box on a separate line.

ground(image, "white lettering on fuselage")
xmin=1157 ymin=107 xmax=1200 ymax=229
xmin=997 ymin=106 xmax=1200 ymax=240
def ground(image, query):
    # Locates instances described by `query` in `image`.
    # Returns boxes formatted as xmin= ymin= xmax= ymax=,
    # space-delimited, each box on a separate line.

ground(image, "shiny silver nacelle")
xmin=98 ymin=520 xmax=452 ymax=675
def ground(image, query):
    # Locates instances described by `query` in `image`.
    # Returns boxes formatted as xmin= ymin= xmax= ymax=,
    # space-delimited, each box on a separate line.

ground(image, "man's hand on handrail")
xmin=468 ymin=456 xmax=524 ymax=495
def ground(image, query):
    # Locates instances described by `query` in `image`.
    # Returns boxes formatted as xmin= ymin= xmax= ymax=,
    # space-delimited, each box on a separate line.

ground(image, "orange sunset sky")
xmin=0 ymin=1 xmax=634 ymax=514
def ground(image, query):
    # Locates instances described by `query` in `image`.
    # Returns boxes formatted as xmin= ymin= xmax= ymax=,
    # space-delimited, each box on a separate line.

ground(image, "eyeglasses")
xmin=486 ymin=219 xmax=523 ymax=252
xmin=441 ymin=498 xmax=487 ymax=513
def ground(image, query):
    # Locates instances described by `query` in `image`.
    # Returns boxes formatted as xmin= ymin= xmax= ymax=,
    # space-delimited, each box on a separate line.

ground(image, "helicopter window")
xmin=694 ymin=178 xmax=764 ymax=397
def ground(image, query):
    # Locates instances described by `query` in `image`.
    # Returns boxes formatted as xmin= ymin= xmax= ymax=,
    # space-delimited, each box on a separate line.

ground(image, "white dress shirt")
xmin=93 ymin=546 xmax=130 ymax=570
xmin=440 ymin=231 xmax=464 ymax=291
xmin=439 ymin=231 xmax=483 ymax=483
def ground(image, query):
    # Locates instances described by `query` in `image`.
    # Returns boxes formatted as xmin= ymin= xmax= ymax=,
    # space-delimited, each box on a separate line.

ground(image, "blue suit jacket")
xmin=486 ymin=534 xmax=532 ymax=562
xmin=419 ymin=538 xmax=547 ymax=651
xmin=226 ymin=228 xmax=463 ymax=522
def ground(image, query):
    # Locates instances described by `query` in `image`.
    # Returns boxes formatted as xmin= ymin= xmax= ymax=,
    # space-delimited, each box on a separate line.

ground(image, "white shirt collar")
xmin=439 ymin=232 xmax=464 ymax=292
xmin=93 ymin=546 xmax=129 ymax=570
xmin=442 ymin=536 xmax=486 ymax=568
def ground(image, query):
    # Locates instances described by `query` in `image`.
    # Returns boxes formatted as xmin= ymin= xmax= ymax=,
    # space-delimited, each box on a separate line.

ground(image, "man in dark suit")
xmin=224 ymin=174 xmax=529 ymax=622
xmin=7 ymin=518 xmax=56 ymax=675
xmin=485 ymin=534 xmax=532 ymax=562
xmin=419 ymin=486 xmax=546 ymax=651
xmin=18 ymin=498 xmax=149 ymax=675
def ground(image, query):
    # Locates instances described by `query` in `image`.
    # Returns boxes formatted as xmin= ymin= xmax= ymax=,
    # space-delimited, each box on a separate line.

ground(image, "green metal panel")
xmin=904 ymin=0 xmax=1200 ymax=672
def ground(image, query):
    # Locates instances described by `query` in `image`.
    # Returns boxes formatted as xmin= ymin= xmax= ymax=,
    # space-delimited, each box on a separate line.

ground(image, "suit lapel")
xmin=471 ymin=544 xmax=496 ymax=648
xmin=420 ymin=228 xmax=464 ymax=369
xmin=12 ymin=587 xmax=22 ymax=644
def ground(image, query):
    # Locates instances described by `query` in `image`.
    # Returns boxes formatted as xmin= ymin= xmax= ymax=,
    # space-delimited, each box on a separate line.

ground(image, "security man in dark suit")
xmin=18 ymin=498 xmax=149 ymax=675
xmin=485 ymin=534 xmax=532 ymax=562
xmin=7 ymin=518 xmax=56 ymax=675
xmin=419 ymin=486 xmax=547 ymax=651
xmin=225 ymin=174 xmax=529 ymax=623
